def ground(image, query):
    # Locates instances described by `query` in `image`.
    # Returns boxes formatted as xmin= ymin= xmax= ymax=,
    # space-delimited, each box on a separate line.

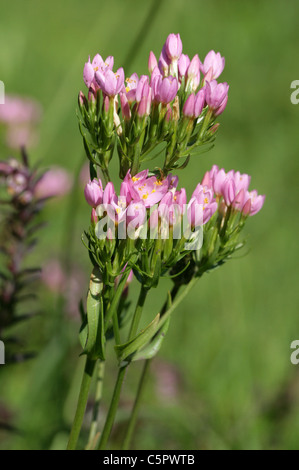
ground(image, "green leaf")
xmin=114 ymin=313 xmax=160 ymax=365
xmin=81 ymin=268 xmax=105 ymax=360
xmin=132 ymin=317 xmax=170 ymax=362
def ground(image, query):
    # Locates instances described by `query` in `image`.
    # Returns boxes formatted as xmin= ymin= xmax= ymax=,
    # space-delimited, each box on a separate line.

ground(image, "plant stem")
xmin=97 ymin=284 xmax=148 ymax=450
xmin=121 ymin=283 xmax=181 ymax=450
xmin=97 ymin=365 xmax=127 ymax=450
xmin=67 ymin=357 xmax=96 ymax=450
xmin=121 ymin=359 xmax=151 ymax=450
xmin=86 ymin=361 xmax=105 ymax=449
xmin=128 ymin=285 xmax=148 ymax=340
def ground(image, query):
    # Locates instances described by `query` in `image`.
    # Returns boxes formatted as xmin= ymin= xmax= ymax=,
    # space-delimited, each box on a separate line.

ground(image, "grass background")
xmin=1 ymin=0 xmax=299 ymax=450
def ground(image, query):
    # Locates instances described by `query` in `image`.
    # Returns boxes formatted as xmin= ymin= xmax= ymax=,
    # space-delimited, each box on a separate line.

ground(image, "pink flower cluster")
xmin=83 ymin=33 xmax=229 ymax=119
xmin=84 ymin=170 xmax=218 ymax=231
xmin=201 ymin=165 xmax=265 ymax=216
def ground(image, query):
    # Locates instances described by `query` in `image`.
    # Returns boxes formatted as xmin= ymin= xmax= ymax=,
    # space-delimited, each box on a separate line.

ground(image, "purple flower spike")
xmin=95 ymin=67 xmax=125 ymax=97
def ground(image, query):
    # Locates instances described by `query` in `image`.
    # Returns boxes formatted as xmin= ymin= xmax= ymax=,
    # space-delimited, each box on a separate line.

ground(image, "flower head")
xmin=95 ymin=67 xmax=125 ymax=97
xmin=200 ymin=50 xmax=225 ymax=81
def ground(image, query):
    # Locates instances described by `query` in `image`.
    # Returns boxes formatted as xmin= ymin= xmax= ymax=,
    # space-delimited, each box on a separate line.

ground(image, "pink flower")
xmin=183 ymin=94 xmax=195 ymax=118
xmin=35 ymin=168 xmax=73 ymax=199
xmin=42 ymin=260 xmax=66 ymax=293
xmin=242 ymin=190 xmax=265 ymax=216
xmin=124 ymin=73 xmax=139 ymax=103
xmin=156 ymin=76 xmax=178 ymax=104
xmin=164 ymin=33 xmax=183 ymax=61
xmin=178 ymin=54 xmax=190 ymax=81
xmin=103 ymin=182 xmax=117 ymax=205
xmin=84 ymin=179 xmax=103 ymax=207
xmin=186 ymin=55 xmax=201 ymax=92
xmin=120 ymin=92 xmax=131 ymax=120
xmin=167 ymin=173 xmax=179 ymax=190
xmin=205 ymin=80 xmax=229 ymax=115
xmin=95 ymin=67 xmax=125 ymax=97
xmin=125 ymin=169 xmax=169 ymax=208
xmin=135 ymin=76 xmax=152 ymax=117
xmin=0 ymin=96 xmax=42 ymax=124
xmin=188 ymin=184 xmax=217 ymax=227
xmin=83 ymin=54 xmax=114 ymax=88
xmin=200 ymin=50 xmax=225 ymax=81
xmin=126 ymin=200 xmax=147 ymax=229
xmin=158 ymin=48 xmax=170 ymax=76
xmin=183 ymin=88 xmax=205 ymax=118
xmin=148 ymin=51 xmax=158 ymax=74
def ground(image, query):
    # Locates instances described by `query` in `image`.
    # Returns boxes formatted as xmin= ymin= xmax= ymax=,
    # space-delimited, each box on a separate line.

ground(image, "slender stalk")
xmin=67 ymin=357 xmax=96 ymax=450
xmin=97 ymin=366 xmax=127 ymax=450
xmin=121 ymin=284 xmax=180 ymax=450
xmin=86 ymin=361 xmax=105 ymax=449
xmin=97 ymin=284 xmax=148 ymax=450
xmin=128 ymin=285 xmax=148 ymax=340
xmin=121 ymin=359 xmax=151 ymax=450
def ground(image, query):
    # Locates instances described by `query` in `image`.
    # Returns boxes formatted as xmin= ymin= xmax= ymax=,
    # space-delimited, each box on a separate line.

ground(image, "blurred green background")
xmin=1 ymin=0 xmax=299 ymax=450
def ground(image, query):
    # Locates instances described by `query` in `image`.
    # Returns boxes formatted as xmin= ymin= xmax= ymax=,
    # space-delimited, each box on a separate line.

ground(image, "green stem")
xmin=128 ymin=285 xmax=148 ymax=340
xmin=104 ymin=269 xmax=130 ymax=332
xmin=67 ymin=357 xmax=96 ymax=450
xmin=97 ymin=365 xmax=127 ymax=450
xmin=97 ymin=284 xmax=148 ymax=450
xmin=86 ymin=361 xmax=106 ymax=449
xmin=121 ymin=359 xmax=151 ymax=450
xmin=121 ymin=284 xmax=180 ymax=450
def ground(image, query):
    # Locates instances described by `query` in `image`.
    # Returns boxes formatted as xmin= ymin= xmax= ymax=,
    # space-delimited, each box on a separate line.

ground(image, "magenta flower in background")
xmin=0 ymin=96 xmax=42 ymax=124
xmin=84 ymin=179 xmax=103 ymax=207
xmin=35 ymin=168 xmax=73 ymax=199
xmin=95 ymin=67 xmax=125 ymax=97
xmin=0 ymin=95 xmax=42 ymax=150
xmin=200 ymin=50 xmax=225 ymax=81
xmin=41 ymin=260 xmax=67 ymax=293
